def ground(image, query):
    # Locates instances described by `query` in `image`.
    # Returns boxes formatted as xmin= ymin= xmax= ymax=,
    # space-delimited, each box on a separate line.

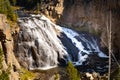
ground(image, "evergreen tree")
xmin=0 ymin=0 xmax=5 ymax=13
xmin=66 ymin=62 xmax=80 ymax=80
xmin=6 ymin=0 xmax=16 ymax=21
xmin=0 ymin=0 xmax=17 ymax=21
xmin=9 ymin=0 xmax=16 ymax=6
xmin=114 ymin=66 xmax=120 ymax=80
xmin=37 ymin=2 xmax=40 ymax=14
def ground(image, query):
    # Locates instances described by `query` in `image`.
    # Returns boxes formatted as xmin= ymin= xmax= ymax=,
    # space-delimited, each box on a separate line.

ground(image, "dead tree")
xmin=107 ymin=10 xmax=112 ymax=80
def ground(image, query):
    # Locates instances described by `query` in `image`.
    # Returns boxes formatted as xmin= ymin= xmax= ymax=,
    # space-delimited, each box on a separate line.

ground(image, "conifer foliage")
xmin=9 ymin=0 xmax=16 ymax=6
xmin=115 ymin=66 xmax=120 ymax=80
xmin=66 ymin=62 xmax=80 ymax=80
xmin=0 ymin=0 xmax=17 ymax=21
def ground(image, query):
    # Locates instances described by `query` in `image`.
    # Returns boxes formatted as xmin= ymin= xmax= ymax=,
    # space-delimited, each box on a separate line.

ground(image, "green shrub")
xmin=20 ymin=68 xmax=35 ymax=80
xmin=0 ymin=48 xmax=3 ymax=69
xmin=0 ymin=69 xmax=10 ymax=80
xmin=54 ymin=73 xmax=60 ymax=80
xmin=66 ymin=62 xmax=80 ymax=80
xmin=0 ymin=0 xmax=17 ymax=22
xmin=114 ymin=66 xmax=120 ymax=80
xmin=0 ymin=48 xmax=10 ymax=80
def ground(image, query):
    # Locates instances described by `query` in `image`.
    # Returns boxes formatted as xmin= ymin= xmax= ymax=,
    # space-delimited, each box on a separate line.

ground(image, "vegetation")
xmin=16 ymin=0 xmax=39 ymax=9
xmin=0 ymin=0 xmax=17 ymax=21
xmin=54 ymin=73 xmax=60 ymax=80
xmin=20 ymin=68 xmax=35 ymax=80
xmin=116 ymin=66 xmax=120 ymax=80
xmin=0 ymin=48 xmax=3 ymax=70
xmin=0 ymin=48 xmax=10 ymax=80
xmin=9 ymin=0 xmax=16 ymax=6
xmin=111 ymin=66 xmax=120 ymax=80
xmin=66 ymin=62 xmax=80 ymax=80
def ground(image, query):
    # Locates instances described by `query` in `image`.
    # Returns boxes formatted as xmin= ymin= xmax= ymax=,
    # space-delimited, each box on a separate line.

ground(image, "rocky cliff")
xmin=0 ymin=14 xmax=20 ymax=80
xmin=45 ymin=0 xmax=120 ymax=60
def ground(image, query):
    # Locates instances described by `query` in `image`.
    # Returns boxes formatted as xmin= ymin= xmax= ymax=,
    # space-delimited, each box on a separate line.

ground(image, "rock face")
xmin=56 ymin=0 xmax=120 ymax=60
xmin=37 ymin=0 xmax=64 ymax=22
xmin=0 ymin=14 xmax=20 ymax=80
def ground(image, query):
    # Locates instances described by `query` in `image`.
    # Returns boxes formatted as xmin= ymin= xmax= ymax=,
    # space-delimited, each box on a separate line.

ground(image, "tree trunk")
xmin=108 ymin=10 xmax=112 ymax=80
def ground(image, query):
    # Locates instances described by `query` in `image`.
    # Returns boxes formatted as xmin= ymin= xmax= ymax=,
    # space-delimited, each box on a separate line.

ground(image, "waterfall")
xmin=17 ymin=14 xmax=68 ymax=70
xmin=16 ymin=14 xmax=107 ymax=71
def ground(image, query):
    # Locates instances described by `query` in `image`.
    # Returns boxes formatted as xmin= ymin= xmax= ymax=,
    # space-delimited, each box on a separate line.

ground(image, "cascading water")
xmin=16 ymin=14 xmax=108 ymax=73
xmin=16 ymin=14 xmax=68 ymax=70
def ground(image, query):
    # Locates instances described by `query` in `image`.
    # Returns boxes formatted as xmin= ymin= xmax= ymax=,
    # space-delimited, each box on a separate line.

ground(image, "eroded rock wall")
xmin=56 ymin=0 xmax=120 ymax=59
xmin=0 ymin=14 xmax=20 ymax=80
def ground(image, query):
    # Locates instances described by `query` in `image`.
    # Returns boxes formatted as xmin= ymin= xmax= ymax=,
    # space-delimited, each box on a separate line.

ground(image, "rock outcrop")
xmin=0 ymin=14 xmax=20 ymax=80
xmin=36 ymin=0 xmax=64 ymax=22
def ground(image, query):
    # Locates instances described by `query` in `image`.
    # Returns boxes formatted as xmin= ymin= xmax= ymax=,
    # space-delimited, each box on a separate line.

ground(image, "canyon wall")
xmin=40 ymin=0 xmax=120 ymax=58
xmin=53 ymin=0 xmax=120 ymax=59
xmin=0 ymin=14 xmax=20 ymax=80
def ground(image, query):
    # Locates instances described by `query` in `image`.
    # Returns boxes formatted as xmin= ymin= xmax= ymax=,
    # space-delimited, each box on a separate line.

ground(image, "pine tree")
xmin=66 ymin=62 xmax=80 ymax=80
xmin=0 ymin=0 xmax=5 ymax=13
xmin=117 ymin=66 xmax=120 ymax=80
xmin=6 ymin=0 xmax=17 ymax=21
xmin=9 ymin=0 xmax=16 ymax=6
xmin=0 ymin=0 xmax=17 ymax=21
xmin=37 ymin=2 xmax=40 ymax=14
